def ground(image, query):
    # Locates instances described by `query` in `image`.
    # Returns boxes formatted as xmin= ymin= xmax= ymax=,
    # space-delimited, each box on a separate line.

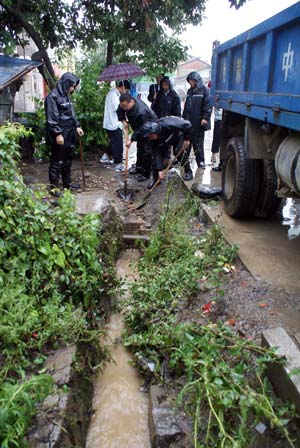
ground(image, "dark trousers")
xmin=211 ymin=120 xmax=221 ymax=154
xmin=188 ymin=129 xmax=205 ymax=166
xmin=137 ymin=140 xmax=152 ymax=178
xmin=107 ymin=128 xmax=123 ymax=163
xmin=49 ymin=145 xmax=74 ymax=188
xmin=152 ymin=138 xmax=192 ymax=179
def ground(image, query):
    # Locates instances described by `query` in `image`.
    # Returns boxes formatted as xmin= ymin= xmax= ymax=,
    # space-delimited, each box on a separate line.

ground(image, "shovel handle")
xmin=150 ymin=143 xmax=187 ymax=192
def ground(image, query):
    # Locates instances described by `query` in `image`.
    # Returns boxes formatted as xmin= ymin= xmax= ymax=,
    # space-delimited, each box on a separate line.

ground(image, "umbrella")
xmin=98 ymin=63 xmax=145 ymax=81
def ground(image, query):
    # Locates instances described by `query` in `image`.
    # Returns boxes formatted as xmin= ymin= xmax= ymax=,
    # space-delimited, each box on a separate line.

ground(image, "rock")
xmin=262 ymin=327 xmax=300 ymax=414
xmin=26 ymin=342 xmax=103 ymax=447
xmin=149 ymin=385 xmax=190 ymax=447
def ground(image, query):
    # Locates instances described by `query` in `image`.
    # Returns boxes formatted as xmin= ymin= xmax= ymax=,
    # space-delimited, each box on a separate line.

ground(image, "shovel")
xmin=135 ymin=143 xmax=187 ymax=210
xmin=117 ymin=129 xmax=134 ymax=201
xmin=79 ymin=137 xmax=86 ymax=190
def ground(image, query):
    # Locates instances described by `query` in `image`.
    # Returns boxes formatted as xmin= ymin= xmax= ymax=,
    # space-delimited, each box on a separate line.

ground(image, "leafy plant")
xmin=74 ymin=47 xmax=110 ymax=152
xmin=0 ymin=123 xmax=117 ymax=444
xmin=122 ymin=193 xmax=298 ymax=447
xmin=20 ymin=98 xmax=48 ymax=161
xmin=0 ymin=375 xmax=53 ymax=448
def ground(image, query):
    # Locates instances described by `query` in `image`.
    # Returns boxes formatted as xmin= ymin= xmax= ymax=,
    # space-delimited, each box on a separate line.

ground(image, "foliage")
xmin=0 ymin=0 xmax=247 ymax=86
xmin=123 ymin=193 xmax=298 ymax=447
xmin=20 ymin=98 xmax=48 ymax=161
xmin=0 ymin=123 xmax=116 ymax=444
xmin=0 ymin=375 xmax=53 ymax=448
xmin=74 ymin=47 xmax=109 ymax=151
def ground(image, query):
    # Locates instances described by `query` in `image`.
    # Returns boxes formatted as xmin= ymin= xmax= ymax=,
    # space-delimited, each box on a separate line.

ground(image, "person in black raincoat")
xmin=45 ymin=72 xmax=83 ymax=196
xmin=138 ymin=116 xmax=193 ymax=189
xmin=147 ymin=73 xmax=164 ymax=105
xmin=182 ymin=71 xmax=211 ymax=168
xmin=152 ymin=76 xmax=181 ymax=118
xmin=118 ymin=93 xmax=157 ymax=181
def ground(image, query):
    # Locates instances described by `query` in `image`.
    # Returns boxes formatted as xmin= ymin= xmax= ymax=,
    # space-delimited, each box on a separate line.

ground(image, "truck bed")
xmin=210 ymin=2 xmax=300 ymax=131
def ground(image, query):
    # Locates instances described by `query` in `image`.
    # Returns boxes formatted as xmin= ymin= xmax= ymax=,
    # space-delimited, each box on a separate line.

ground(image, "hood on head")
xmin=160 ymin=76 xmax=173 ymax=90
xmin=57 ymin=72 xmax=80 ymax=95
xmin=139 ymin=121 xmax=159 ymax=138
xmin=186 ymin=71 xmax=203 ymax=89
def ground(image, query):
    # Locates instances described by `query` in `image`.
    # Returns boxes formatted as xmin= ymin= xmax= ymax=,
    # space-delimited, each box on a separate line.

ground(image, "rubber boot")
xmin=182 ymin=161 xmax=193 ymax=181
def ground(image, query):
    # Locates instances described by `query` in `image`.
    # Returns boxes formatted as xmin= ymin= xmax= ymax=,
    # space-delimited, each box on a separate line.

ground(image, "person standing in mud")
xmin=45 ymin=72 xmax=84 ymax=197
xmin=151 ymin=76 xmax=181 ymax=118
xmin=118 ymin=93 xmax=157 ymax=182
xmin=138 ymin=116 xmax=193 ymax=189
xmin=183 ymin=71 xmax=211 ymax=168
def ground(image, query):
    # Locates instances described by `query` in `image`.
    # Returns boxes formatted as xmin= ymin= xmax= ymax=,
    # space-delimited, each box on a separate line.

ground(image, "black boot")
xmin=182 ymin=171 xmax=193 ymax=181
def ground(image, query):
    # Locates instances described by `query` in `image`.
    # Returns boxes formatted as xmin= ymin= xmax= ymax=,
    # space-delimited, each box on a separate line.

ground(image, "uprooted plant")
xmin=123 ymin=190 xmax=299 ymax=447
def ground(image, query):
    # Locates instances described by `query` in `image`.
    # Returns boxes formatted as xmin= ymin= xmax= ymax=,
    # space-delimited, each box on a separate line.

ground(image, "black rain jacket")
xmin=117 ymin=98 xmax=157 ymax=141
xmin=182 ymin=72 xmax=211 ymax=131
xmin=146 ymin=116 xmax=192 ymax=170
xmin=152 ymin=76 xmax=181 ymax=118
xmin=45 ymin=72 xmax=80 ymax=149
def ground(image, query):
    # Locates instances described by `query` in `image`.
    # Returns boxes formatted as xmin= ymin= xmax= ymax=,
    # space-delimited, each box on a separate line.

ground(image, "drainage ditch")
xmin=86 ymin=223 xmax=151 ymax=448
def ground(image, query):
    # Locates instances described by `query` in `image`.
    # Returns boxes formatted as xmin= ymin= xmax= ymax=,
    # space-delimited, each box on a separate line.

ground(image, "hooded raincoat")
xmin=152 ymin=76 xmax=181 ymax=118
xmin=182 ymin=72 xmax=211 ymax=166
xmin=45 ymin=72 xmax=80 ymax=189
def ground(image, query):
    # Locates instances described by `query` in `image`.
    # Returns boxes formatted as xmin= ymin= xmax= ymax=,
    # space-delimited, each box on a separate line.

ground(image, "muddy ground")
xmin=21 ymin=153 xmax=300 ymax=446
xmin=21 ymin=153 xmax=300 ymax=344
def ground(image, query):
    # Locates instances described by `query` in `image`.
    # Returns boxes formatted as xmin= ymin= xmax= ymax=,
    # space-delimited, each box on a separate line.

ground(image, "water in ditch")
xmin=85 ymin=249 xmax=151 ymax=448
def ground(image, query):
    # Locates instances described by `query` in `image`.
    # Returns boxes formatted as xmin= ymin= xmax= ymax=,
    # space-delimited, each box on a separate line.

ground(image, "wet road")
xmin=185 ymin=143 xmax=300 ymax=294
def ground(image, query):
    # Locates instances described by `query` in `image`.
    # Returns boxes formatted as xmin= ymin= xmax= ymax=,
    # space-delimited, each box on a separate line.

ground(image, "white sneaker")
xmin=115 ymin=163 xmax=125 ymax=172
xmin=99 ymin=153 xmax=111 ymax=163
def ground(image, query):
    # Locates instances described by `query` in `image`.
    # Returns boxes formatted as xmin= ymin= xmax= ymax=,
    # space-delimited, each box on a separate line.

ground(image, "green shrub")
xmin=74 ymin=48 xmax=110 ymax=152
xmin=0 ymin=123 xmax=115 ymax=445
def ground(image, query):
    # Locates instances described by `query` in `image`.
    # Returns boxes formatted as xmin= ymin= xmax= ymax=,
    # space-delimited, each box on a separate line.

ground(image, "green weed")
xmin=123 ymin=194 xmax=297 ymax=447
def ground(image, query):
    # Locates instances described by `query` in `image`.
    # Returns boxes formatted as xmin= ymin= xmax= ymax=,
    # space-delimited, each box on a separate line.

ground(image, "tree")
xmin=0 ymin=0 xmax=75 ymax=88
xmin=0 ymin=0 xmax=247 ymax=86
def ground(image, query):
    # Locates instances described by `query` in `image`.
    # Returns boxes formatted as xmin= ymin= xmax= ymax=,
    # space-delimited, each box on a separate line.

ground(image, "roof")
xmin=0 ymin=55 xmax=43 ymax=90
xmin=178 ymin=57 xmax=211 ymax=70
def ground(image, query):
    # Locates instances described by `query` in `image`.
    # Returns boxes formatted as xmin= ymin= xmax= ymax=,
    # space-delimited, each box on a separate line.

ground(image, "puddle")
xmin=281 ymin=198 xmax=300 ymax=240
xmin=86 ymin=249 xmax=151 ymax=448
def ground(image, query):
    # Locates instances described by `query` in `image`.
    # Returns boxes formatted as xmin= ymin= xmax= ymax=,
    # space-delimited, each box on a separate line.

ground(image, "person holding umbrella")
xmin=101 ymin=80 xmax=130 ymax=171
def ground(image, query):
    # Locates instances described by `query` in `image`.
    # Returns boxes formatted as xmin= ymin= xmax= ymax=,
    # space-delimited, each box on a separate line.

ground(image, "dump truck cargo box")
xmin=210 ymin=2 xmax=300 ymax=131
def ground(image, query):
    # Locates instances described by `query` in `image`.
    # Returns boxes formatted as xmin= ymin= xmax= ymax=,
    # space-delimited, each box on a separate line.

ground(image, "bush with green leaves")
xmin=20 ymin=98 xmax=48 ymax=161
xmin=0 ymin=123 xmax=115 ymax=446
xmin=74 ymin=47 xmax=110 ymax=152
xmin=123 ymin=191 xmax=298 ymax=447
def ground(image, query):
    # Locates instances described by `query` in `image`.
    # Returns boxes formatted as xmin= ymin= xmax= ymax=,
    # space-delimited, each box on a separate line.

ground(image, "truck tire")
xmin=254 ymin=160 xmax=282 ymax=218
xmin=222 ymin=137 xmax=260 ymax=218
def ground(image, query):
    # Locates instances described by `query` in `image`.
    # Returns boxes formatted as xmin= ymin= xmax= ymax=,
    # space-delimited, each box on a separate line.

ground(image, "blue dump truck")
xmin=210 ymin=2 xmax=300 ymax=218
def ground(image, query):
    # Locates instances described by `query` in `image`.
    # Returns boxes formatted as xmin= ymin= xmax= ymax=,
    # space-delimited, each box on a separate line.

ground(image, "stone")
xmin=149 ymin=385 xmax=190 ymax=448
xmin=261 ymin=327 xmax=300 ymax=414
xmin=45 ymin=345 xmax=76 ymax=386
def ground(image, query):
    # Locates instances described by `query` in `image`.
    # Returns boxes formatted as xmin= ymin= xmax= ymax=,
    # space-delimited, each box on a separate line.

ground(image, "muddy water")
xmin=86 ymin=250 xmax=151 ymax=448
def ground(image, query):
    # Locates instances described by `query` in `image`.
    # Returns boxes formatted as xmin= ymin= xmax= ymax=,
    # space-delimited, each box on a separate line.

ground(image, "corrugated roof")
xmin=0 ymin=55 xmax=43 ymax=90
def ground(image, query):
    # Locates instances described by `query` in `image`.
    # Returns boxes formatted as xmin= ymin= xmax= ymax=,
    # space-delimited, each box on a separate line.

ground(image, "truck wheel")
xmin=222 ymin=137 xmax=260 ymax=218
xmin=254 ymin=160 xmax=282 ymax=218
